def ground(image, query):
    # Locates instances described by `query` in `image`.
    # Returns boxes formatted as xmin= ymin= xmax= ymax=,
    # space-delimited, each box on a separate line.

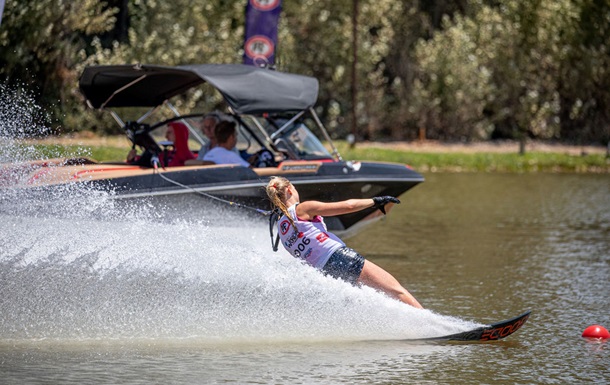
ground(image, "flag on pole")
xmin=0 ymin=0 xmax=5 ymax=26
xmin=243 ymin=0 xmax=282 ymax=67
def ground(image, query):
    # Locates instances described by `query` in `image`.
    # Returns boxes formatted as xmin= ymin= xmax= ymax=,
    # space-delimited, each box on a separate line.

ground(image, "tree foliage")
xmin=390 ymin=0 xmax=609 ymax=143
xmin=0 ymin=0 xmax=117 ymax=133
xmin=0 ymin=0 xmax=608 ymax=144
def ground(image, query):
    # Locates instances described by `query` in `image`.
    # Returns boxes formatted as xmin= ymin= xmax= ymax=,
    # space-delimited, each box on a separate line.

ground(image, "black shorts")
xmin=322 ymin=247 xmax=365 ymax=284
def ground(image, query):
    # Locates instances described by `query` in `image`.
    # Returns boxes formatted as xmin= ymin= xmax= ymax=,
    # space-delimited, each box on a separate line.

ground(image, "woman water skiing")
xmin=266 ymin=176 xmax=423 ymax=309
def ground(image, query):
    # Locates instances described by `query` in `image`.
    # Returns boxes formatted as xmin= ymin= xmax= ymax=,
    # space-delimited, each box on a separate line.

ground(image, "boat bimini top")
xmin=78 ymin=63 xmax=341 ymax=161
xmin=79 ymin=63 xmax=319 ymax=114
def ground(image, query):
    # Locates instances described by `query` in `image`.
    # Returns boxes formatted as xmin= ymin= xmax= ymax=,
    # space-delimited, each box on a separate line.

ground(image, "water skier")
xmin=266 ymin=176 xmax=423 ymax=309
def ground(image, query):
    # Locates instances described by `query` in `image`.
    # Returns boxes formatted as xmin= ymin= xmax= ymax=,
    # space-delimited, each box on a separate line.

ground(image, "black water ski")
xmin=422 ymin=310 xmax=531 ymax=342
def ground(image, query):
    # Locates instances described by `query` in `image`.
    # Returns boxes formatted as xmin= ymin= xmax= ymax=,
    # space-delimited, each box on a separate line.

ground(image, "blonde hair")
xmin=266 ymin=176 xmax=296 ymax=230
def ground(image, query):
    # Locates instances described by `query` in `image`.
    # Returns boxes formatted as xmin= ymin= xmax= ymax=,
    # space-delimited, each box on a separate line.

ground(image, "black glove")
xmin=372 ymin=196 xmax=400 ymax=215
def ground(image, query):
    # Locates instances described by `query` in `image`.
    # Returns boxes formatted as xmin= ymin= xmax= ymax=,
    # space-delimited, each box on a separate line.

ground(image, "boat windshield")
xmin=149 ymin=117 xmax=206 ymax=151
xmin=148 ymin=116 xmax=264 ymax=155
xmin=242 ymin=115 xmax=333 ymax=160
xmin=145 ymin=113 xmax=332 ymax=162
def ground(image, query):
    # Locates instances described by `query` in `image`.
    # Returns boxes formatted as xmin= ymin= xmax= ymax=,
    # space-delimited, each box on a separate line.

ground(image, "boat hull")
xmin=105 ymin=161 xmax=423 ymax=234
xmin=5 ymin=159 xmax=423 ymax=236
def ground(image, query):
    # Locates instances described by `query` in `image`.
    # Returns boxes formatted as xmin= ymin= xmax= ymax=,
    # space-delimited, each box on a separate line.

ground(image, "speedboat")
xmin=5 ymin=64 xmax=424 ymax=235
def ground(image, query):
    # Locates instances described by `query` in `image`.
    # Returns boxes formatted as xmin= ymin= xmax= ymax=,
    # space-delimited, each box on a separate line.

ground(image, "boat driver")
xmin=185 ymin=112 xmax=243 ymax=166
xmin=202 ymin=121 xmax=251 ymax=167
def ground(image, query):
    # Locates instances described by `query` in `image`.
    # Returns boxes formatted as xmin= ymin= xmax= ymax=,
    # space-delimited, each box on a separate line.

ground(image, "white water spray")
xmin=0 ymin=83 xmax=480 ymax=343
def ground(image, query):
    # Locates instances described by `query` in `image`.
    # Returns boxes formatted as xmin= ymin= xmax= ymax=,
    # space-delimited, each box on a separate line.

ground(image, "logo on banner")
xmin=250 ymin=0 xmax=281 ymax=11
xmin=244 ymin=35 xmax=275 ymax=60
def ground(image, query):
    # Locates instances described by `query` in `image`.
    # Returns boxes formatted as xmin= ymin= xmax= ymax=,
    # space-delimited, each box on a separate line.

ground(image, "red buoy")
xmin=582 ymin=325 xmax=610 ymax=339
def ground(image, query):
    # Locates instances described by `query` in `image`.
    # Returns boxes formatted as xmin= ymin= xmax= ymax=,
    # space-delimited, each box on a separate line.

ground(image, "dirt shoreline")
xmin=355 ymin=139 xmax=608 ymax=155
xmin=27 ymin=134 xmax=608 ymax=156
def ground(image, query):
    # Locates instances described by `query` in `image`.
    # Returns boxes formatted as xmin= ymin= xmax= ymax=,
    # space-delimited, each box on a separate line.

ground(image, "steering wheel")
xmin=249 ymin=149 xmax=278 ymax=168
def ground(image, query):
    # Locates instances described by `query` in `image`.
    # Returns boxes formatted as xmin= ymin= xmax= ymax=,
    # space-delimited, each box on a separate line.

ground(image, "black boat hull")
xmin=96 ymin=161 xmax=424 ymax=234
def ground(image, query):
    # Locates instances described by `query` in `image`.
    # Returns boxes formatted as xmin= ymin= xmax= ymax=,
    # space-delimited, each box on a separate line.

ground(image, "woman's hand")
xmin=372 ymin=196 xmax=401 ymax=214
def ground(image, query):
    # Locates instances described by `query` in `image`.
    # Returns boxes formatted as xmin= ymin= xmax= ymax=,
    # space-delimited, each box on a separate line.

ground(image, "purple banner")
xmin=243 ymin=0 xmax=282 ymax=67
xmin=0 ymin=0 xmax=5 ymax=26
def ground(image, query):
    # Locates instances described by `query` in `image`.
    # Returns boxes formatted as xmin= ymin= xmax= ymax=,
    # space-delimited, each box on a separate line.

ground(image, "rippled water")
xmin=1 ymin=172 xmax=608 ymax=384
xmin=352 ymin=173 xmax=610 ymax=384
xmin=1 ymin=91 xmax=609 ymax=384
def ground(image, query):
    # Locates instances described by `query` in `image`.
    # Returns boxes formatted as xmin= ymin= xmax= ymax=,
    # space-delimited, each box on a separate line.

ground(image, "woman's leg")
xmin=357 ymin=260 xmax=424 ymax=309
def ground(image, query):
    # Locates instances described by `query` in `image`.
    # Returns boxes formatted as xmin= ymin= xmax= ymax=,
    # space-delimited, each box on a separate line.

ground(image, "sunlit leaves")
xmin=0 ymin=0 xmax=608 ymax=142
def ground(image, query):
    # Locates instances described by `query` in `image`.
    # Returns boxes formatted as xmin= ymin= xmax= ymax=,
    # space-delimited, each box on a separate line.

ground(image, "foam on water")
xmin=0 ymin=83 xmax=480 ymax=343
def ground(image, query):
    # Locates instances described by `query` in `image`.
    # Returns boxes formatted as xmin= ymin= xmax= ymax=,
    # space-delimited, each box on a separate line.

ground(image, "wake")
xmin=0 ymin=200 xmax=480 ymax=342
xmin=0 ymin=82 xmax=480 ymax=344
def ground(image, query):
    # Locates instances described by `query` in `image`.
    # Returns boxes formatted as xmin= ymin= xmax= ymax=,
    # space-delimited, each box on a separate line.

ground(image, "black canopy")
xmin=79 ymin=64 xmax=319 ymax=114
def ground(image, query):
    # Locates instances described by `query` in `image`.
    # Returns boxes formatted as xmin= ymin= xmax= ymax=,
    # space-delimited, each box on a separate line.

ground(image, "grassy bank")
xmin=334 ymin=142 xmax=610 ymax=173
xmin=16 ymin=137 xmax=610 ymax=173
xmin=20 ymin=143 xmax=127 ymax=163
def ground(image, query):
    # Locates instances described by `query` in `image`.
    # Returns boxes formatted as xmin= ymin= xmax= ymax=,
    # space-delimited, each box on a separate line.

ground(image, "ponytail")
xmin=266 ymin=176 xmax=296 ymax=231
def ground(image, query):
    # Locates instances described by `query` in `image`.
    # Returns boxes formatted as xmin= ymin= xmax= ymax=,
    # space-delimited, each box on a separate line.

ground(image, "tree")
xmin=280 ymin=0 xmax=399 ymax=139
xmin=0 ymin=0 xmax=117 ymax=135
xmin=557 ymin=0 xmax=610 ymax=143
xmin=1 ymin=0 xmax=608 ymax=144
xmin=404 ymin=0 xmax=573 ymax=142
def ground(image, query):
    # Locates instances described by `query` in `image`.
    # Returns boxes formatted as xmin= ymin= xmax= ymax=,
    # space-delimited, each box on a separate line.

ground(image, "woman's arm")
xmin=296 ymin=199 xmax=374 ymax=221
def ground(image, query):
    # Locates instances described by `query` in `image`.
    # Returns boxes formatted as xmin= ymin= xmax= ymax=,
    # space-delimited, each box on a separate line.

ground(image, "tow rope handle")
xmin=268 ymin=209 xmax=281 ymax=252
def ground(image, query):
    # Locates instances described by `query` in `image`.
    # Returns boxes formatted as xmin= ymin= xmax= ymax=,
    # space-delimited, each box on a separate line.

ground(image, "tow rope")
xmin=151 ymin=161 xmax=281 ymax=251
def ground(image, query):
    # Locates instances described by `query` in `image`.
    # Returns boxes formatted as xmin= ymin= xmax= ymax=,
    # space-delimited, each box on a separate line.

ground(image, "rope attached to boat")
xmin=151 ymin=163 xmax=270 ymax=215
xmin=151 ymin=161 xmax=282 ymax=251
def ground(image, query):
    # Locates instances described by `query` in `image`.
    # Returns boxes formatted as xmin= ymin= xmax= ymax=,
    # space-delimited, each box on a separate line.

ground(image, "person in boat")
xmin=266 ymin=176 xmax=424 ymax=309
xmin=202 ymin=120 xmax=251 ymax=167
xmin=185 ymin=112 xmax=245 ymax=166
xmin=196 ymin=111 xmax=221 ymax=158
xmin=127 ymin=121 xmax=196 ymax=167
xmin=163 ymin=121 xmax=197 ymax=167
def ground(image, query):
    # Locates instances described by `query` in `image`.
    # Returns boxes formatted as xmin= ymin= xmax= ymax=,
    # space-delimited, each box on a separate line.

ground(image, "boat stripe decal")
xmin=71 ymin=166 xmax=143 ymax=180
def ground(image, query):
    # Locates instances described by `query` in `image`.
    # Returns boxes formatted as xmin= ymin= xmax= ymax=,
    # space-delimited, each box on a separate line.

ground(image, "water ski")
xmin=419 ymin=310 xmax=531 ymax=342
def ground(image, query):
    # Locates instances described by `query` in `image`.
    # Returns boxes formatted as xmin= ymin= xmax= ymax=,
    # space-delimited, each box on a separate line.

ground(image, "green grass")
xmin=13 ymin=140 xmax=610 ymax=173
xmin=84 ymin=146 xmax=128 ymax=162
xmin=334 ymin=142 xmax=610 ymax=173
xmin=14 ymin=143 xmax=127 ymax=162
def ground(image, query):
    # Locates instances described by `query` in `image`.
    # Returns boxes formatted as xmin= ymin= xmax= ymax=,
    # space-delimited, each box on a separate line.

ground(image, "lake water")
xmin=1 ymin=172 xmax=609 ymax=384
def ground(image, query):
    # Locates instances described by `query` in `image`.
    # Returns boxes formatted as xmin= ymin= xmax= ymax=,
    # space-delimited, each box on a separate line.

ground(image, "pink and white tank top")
xmin=278 ymin=203 xmax=345 ymax=268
